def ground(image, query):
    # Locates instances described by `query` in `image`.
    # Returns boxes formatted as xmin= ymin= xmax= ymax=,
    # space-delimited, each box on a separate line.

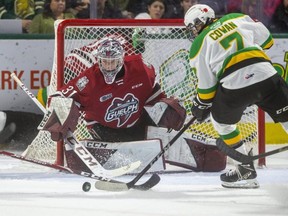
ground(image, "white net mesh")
xmin=22 ymin=19 xmax=260 ymax=165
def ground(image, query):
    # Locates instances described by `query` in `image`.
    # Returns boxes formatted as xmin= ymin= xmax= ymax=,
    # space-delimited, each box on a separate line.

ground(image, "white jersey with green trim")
xmin=189 ymin=13 xmax=277 ymax=102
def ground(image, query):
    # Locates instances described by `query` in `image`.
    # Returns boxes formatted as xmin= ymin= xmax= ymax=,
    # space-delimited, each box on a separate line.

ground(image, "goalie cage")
xmin=22 ymin=19 xmax=266 ymax=168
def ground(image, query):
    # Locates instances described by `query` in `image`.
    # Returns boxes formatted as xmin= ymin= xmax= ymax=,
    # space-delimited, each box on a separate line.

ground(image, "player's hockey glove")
xmin=191 ymin=95 xmax=212 ymax=122
xmin=38 ymin=97 xmax=80 ymax=141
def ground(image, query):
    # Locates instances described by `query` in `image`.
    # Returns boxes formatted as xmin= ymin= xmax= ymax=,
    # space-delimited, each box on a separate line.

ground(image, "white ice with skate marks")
xmin=0 ymin=145 xmax=288 ymax=216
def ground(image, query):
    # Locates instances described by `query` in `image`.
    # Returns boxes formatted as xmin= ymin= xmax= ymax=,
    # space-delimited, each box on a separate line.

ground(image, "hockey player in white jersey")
xmin=184 ymin=4 xmax=288 ymax=188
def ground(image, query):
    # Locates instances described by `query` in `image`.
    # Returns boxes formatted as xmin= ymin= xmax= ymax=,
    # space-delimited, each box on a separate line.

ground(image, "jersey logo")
xmin=105 ymin=93 xmax=139 ymax=127
xmin=100 ymin=93 xmax=112 ymax=102
xmin=76 ymin=76 xmax=89 ymax=91
xmin=245 ymin=73 xmax=254 ymax=79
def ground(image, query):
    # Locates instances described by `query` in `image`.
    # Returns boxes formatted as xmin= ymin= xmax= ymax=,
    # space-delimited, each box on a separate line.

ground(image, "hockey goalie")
xmin=38 ymin=34 xmax=226 ymax=174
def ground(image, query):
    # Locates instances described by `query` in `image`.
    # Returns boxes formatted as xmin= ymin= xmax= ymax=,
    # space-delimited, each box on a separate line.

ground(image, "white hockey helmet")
xmin=184 ymin=4 xmax=215 ymax=41
xmin=97 ymin=38 xmax=125 ymax=84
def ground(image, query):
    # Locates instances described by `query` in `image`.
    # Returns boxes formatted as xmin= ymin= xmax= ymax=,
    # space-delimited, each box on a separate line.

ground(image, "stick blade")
xmin=129 ymin=173 xmax=161 ymax=191
xmin=95 ymin=173 xmax=161 ymax=192
xmin=95 ymin=180 xmax=129 ymax=191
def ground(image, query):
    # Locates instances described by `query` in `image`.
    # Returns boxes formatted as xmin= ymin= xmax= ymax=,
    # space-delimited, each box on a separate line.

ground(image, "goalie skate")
xmin=221 ymin=151 xmax=259 ymax=189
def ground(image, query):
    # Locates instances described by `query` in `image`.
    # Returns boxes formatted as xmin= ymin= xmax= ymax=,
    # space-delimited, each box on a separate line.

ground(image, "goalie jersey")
xmin=189 ymin=13 xmax=276 ymax=102
xmin=54 ymin=54 xmax=166 ymax=129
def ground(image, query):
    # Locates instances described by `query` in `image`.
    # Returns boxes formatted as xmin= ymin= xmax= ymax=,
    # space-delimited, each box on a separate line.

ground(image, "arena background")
xmin=0 ymin=33 xmax=287 ymax=149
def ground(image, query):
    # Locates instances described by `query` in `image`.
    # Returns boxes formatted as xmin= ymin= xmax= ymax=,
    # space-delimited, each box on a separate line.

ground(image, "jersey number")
xmin=219 ymin=32 xmax=244 ymax=51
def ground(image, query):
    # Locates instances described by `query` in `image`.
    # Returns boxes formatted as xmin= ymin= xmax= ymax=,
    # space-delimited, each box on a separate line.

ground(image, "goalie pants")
xmin=211 ymin=73 xmax=288 ymax=132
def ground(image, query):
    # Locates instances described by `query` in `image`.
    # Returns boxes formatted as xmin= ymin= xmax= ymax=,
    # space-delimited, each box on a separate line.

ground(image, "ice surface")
xmin=0 ymin=145 xmax=288 ymax=216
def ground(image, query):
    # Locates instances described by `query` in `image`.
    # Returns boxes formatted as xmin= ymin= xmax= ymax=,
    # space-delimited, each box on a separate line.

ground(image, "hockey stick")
xmin=0 ymin=150 xmax=72 ymax=172
xmin=0 ymin=150 xmax=158 ymax=190
xmin=0 ymin=150 xmax=159 ymax=190
xmin=216 ymin=139 xmax=288 ymax=163
xmin=95 ymin=116 xmax=197 ymax=191
xmin=10 ymin=73 xmax=47 ymax=113
xmin=10 ymin=73 xmax=141 ymax=178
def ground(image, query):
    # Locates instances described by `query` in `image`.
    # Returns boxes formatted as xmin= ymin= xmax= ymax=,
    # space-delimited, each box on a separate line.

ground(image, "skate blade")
xmin=221 ymin=179 xmax=260 ymax=189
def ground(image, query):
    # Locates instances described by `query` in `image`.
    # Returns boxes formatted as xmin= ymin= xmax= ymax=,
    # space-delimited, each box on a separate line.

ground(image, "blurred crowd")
xmin=0 ymin=0 xmax=287 ymax=33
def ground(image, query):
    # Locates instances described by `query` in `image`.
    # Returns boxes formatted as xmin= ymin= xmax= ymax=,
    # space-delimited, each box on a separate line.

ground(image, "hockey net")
xmin=22 ymin=19 xmax=265 ymax=166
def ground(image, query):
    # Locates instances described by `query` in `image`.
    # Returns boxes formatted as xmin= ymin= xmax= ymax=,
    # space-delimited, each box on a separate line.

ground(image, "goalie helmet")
xmin=97 ymin=38 xmax=125 ymax=84
xmin=184 ymin=4 xmax=215 ymax=41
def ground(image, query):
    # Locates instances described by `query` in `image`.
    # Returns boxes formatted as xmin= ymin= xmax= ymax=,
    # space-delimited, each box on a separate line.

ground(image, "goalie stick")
xmin=216 ymin=139 xmax=288 ymax=163
xmin=94 ymin=116 xmax=197 ymax=191
xmin=10 ymin=73 xmax=141 ymax=178
xmin=0 ymin=150 xmax=159 ymax=190
xmin=0 ymin=150 xmax=72 ymax=172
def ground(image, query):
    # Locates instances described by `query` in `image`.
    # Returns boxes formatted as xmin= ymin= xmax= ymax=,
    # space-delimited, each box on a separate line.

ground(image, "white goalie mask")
xmin=184 ymin=4 xmax=215 ymax=41
xmin=97 ymin=38 xmax=125 ymax=84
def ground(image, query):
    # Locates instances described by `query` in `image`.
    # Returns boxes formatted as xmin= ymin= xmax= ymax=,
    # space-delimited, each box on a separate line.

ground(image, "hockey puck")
xmin=82 ymin=182 xmax=91 ymax=192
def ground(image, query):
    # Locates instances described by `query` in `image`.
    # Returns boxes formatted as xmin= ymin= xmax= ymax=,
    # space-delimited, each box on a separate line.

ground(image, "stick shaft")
xmin=251 ymin=145 xmax=288 ymax=162
xmin=10 ymin=73 xmax=46 ymax=113
xmin=216 ymin=138 xmax=288 ymax=163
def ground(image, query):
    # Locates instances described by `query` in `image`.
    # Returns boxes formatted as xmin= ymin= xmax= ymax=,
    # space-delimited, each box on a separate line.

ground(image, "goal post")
xmin=23 ymin=19 xmax=266 ymax=167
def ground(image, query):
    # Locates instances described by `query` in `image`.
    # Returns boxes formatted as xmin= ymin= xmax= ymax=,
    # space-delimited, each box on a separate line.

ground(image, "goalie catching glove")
xmin=38 ymin=97 xmax=80 ymax=141
xmin=191 ymin=95 xmax=212 ymax=122
xmin=145 ymin=97 xmax=186 ymax=131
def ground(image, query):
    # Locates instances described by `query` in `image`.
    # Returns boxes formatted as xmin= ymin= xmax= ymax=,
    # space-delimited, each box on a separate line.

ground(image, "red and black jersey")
xmin=56 ymin=54 xmax=166 ymax=129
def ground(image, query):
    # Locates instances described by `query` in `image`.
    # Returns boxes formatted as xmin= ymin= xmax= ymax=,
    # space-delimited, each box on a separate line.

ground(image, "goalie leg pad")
xmin=185 ymin=138 xmax=227 ymax=172
xmin=64 ymin=139 xmax=165 ymax=173
xmin=146 ymin=126 xmax=226 ymax=172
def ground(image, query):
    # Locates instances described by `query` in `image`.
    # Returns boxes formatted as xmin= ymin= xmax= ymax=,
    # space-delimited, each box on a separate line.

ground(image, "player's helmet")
xmin=97 ymin=38 xmax=125 ymax=84
xmin=184 ymin=4 xmax=215 ymax=41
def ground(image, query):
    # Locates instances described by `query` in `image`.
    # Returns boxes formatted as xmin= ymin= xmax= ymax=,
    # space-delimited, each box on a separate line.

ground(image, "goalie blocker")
xmin=145 ymin=97 xmax=186 ymax=131
xmin=38 ymin=97 xmax=80 ymax=141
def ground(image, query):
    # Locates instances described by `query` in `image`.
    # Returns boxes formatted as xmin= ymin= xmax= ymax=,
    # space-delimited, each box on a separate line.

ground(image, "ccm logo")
xmin=276 ymin=105 xmax=288 ymax=114
xmin=85 ymin=141 xmax=108 ymax=149
xmin=67 ymin=136 xmax=98 ymax=167
xmin=191 ymin=134 xmax=206 ymax=142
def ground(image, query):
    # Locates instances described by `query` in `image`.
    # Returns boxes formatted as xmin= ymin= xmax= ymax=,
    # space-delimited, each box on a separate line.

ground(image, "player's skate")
xmin=220 ymin=150 xmax=259 ymax=189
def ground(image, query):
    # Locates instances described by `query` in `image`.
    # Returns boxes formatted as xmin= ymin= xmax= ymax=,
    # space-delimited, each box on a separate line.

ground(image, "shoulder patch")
xmin=76 ymin=76 xmax=89 ymax=91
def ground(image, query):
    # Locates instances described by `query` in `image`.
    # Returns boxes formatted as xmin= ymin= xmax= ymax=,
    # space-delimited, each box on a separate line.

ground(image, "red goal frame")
xmin=55 ymin=19 xmax=266 ymax=167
